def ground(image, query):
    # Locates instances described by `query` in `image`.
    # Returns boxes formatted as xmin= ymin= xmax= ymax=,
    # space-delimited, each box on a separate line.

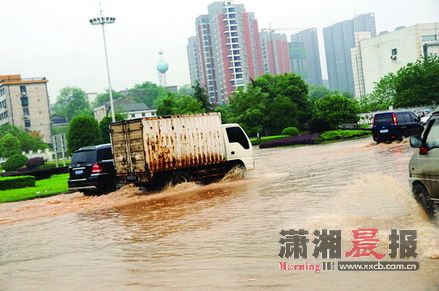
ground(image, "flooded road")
xmin=0 ymin=138 xmax=438 ymax=290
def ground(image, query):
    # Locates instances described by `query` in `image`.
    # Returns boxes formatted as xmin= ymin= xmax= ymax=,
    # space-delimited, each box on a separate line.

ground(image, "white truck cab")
xmin=222 ymin=124 xmax=254 ymax=170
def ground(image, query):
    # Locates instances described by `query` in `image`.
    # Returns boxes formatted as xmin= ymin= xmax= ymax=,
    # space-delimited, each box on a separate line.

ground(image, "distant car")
xmin=68 ymin=144 xmax=116 ymax=195
xmin=409 ymin=107 xmax=439 ymax=218
xmin=420 ymin=113 xmax=432 ymax=125
xmin=372 ymin=111 xmax=423 ymax=143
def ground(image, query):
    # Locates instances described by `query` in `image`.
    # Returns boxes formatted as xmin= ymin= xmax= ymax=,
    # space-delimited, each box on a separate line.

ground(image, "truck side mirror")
xmin=409 ymin=136 xmax=422 ymax=148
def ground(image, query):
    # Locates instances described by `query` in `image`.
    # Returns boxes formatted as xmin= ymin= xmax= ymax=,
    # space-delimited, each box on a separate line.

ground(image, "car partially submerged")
xmin=409 ymin=106 xmax=439 ymax=218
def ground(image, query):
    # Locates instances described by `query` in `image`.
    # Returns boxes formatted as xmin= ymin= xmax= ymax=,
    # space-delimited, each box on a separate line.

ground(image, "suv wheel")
xmin=413 ymin=183 xmax=438 ymax=219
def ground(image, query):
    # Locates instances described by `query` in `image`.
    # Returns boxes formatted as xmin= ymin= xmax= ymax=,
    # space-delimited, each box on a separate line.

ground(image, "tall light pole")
xmin=89 ymin=11 xmax=116 ymax=122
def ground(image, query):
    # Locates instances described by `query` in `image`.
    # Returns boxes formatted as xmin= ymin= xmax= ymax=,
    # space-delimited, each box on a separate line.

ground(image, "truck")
xmin=109 ymin=113 xmax=254 ymax=187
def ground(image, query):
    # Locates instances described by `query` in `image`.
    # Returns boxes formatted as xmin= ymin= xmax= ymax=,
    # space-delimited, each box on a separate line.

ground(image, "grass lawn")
xmin=250 ymin=135 xmax=290 ymax=145
xmin=0 ymin=174 xmax=69 ymax=203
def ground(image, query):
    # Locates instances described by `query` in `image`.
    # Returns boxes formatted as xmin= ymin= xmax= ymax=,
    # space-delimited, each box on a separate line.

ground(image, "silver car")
xmin=409 ymin=107 xmax=439 ymax=218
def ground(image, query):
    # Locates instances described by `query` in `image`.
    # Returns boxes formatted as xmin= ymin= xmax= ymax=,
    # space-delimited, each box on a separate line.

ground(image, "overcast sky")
xmin=1 ymin=0 xmax=438 ymax=103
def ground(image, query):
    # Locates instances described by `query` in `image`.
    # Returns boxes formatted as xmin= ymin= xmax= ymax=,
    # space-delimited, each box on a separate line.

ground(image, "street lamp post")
xmin=89 ymin=15 xmax=116 ymax=122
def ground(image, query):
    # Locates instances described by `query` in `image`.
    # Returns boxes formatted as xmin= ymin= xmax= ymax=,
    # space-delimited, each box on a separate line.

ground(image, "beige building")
xmin=0 ymin=74 xmax=52 ymax=143
xmin=351 ymin=23 xmax=439 ymax=99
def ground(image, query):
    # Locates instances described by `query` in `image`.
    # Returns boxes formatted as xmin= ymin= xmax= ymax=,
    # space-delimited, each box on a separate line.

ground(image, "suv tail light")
xmin=92 ymin=163 xmax=103 ymax=173
xmin=392 ymin=113 xmax=398 ymax=125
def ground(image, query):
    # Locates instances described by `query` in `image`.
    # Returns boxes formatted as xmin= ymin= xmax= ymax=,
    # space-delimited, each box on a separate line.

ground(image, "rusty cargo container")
xmin=110 ymin=113 xmax=249 ymax=185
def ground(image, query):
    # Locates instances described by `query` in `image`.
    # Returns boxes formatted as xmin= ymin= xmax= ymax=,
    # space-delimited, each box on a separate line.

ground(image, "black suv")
xmin=68 ymin=144 xmax=116 ymax=195
xmin=372 ymin=111 xmax=423 ymax=143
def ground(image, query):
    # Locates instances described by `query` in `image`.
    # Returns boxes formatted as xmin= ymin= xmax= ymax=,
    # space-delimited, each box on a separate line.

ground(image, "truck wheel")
xmin=413 ymin=184 xmax=438 ymax=219
xmin=171 ymin=170 xmax=191 ymax=185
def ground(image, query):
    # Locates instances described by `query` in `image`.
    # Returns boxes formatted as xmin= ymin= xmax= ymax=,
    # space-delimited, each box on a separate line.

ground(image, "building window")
xmin=131 ymin=114 xmax=135 ymax=118
xmin=24 ymin=119 xmax=31 ymax=128
xmin=391 ymin=48 xmax=397 ymax=56
xmin=20 ymin=85 xmax=27 ymax=95
xmin=23 ymin=108 xmax=29 ymax=117
xmin=20 ymin=96 xmax=29 ymax=107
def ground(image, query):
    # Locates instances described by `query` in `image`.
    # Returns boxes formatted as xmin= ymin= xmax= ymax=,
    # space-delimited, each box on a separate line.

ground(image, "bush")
xmin=281 ymin=127 xmax=299 ymax=136
xmin=26 ymin=157 xmax=45 ymax=170
xmin=259 ymin=133 xmax=320 ymax=149
xmin=0 ymin=133 xmax=21 ymax=158
xmin=0 ymin=175 xmax=35 ymax=190
xmin=320 ymin=130 xmax=370 ymax=141
xmin=3 ymin=154 xmax=28 ymax=172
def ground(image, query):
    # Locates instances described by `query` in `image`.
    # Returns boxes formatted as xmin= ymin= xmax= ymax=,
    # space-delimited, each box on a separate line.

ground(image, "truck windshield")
xmin=226 ymin=127 xmax=250 ymax=149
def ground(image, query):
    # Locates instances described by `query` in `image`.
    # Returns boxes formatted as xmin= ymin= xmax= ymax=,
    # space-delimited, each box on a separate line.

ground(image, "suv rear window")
xmin=71 ymin=150 xmax=96 ymax=165
xmin=374 ymin=113 xmax=392 ymax=125
xmin=97 ymin=147 xmax=113 ymax=161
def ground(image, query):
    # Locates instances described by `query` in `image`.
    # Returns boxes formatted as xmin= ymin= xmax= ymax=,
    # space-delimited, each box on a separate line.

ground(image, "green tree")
xmin=0 ymin=133 xmax=21 ymax=158
xmin=360 ymin=73 xmax=396 ymax=112
xmin=154 ymin=94 xmax=178 ymax=115
xmin=99 ymin=114 xmax=125 ymax=143
xmin=251 ymin=73 xmax=310 ymax=127
xmin=92 ymin=90 xmax=124 ymax=108
xmin=0 ymin=124 xmax=47 ymax=152
xmin=310 ymin=95 xmax=360 ymax=132
xmin=192 ymin=81 xmax=212 ymax=111
xmin=67 ymin=115 xmax=102 ymax=154
xmin=228 ymin=73 xmax=309 ymax=135
xmin=393 ymin=56 xmax=439 ymax=107
xmin=154 ymin=93 xmax=204 ymax=116
xmin=128 ymin=82 xmax=168 ymax=108
xmin=53 ymin=87 xmax=92 ymax=121
xmin=308 ymin=85 xmax=332 ymax=101
xmin=177 ymin=84 xmax=194 ymax=97
xmin=364 ymin=56 xmax=439 ymax=110
xmin=228 ymin=86 xmax=267 ymax=136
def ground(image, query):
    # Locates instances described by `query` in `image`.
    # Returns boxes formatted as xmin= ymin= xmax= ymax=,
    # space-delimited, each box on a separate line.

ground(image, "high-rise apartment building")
xmin=290 ymin=28 xmax=323 ymax=86
xmin=186 ymin=36 xmax=202 ymax=85
xmin=351 ymin=23 xmax=439 ymax=99
xmin=187 ymin=1 xmax=264 ymax=103
xmin=0 ymin=75 xmax=51 ymax=143
xmin=260 ymin=31 xmax=291 ymax=75
xmin=323 ymin=13 xmax=376 ymax=94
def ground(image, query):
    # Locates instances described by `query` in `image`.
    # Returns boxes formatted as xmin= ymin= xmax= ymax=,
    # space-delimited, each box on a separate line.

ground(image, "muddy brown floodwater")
xmin=0 ymin=138 xmax=438 ymax=290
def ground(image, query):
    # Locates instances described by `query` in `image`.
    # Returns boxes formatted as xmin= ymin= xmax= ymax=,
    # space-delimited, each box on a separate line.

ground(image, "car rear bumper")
xmin=68 ymin=174 xmax=104 ymax=192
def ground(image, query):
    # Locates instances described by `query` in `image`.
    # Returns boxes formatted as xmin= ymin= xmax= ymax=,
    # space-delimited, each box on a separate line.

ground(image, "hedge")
xmin=0 ymin=175 xmax=36 ymax=190
xmin=259 ymin=133 xmax=321 ymax=148
xmin=319 ymin=130 xmax=370 ymax=141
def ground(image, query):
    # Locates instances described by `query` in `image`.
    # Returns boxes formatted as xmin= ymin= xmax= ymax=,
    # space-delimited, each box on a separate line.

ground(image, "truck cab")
xmin=222 ymin=124 xmax=254 ymax=170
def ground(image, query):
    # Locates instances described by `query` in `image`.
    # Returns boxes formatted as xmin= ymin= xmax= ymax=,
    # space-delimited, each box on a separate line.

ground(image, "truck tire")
xmin=413 ymin=183 xmax=438 ymax=219
xmin=171 ymin=170 xmax=191 ymax=185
